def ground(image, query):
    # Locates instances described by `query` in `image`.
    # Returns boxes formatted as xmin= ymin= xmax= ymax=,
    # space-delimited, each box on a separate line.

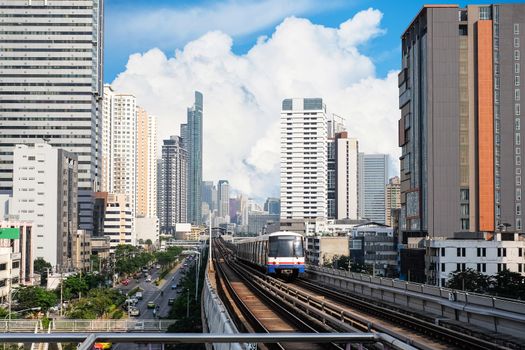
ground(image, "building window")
xmin=516 ymin=50 xmax=521 ymax=61
xmin=517 ymin=203 xmax=522 ymax=216
xmin=441 ymin=263 xmax=445 ymax=272
xmin=517 ymin=89 xmax=521 ymax=101
xmin=516 ymin=76 xmax=521 ymax=86
xmin=515 ymin=23 xmax=520 ymax=35
xmin=516 ymin=38 xmax=521 ymax=48
xmin=441 ymin=248 xmax=445 ymax=257
xmin=519 ymin=264 xmax=523 ymax=273
xmin=498 ymin=248 xmax=507 ymax=257
xmin=479 ymin=7 xmax=491 ymax=20
xmin=477 ymin=247 xmax=487 ymax=257
xmin=516 ymin=63 xmax=521 ymax=74
xmin=516 ymin=104 xmax=521 ymax=115
xmin=518 ymin=176 xmax=523 ymax=186
xmin=517 ymin=118 xmax=521 ymax=131
xmin=517 ymin=188 xmax=522 ymax=201
xmin=520 ymin=248 xmax=523 ymax=257
xmin=517 ymin=218 xmax=523 ymax=230
xmin=497 ymin=263 xmax=507 ymax=273
xmin=477 ymin=263 xmax=486 ymax=273
xmin=460 ymin=204 xmax=469 ymax=216
xmin=457 ymin=247 xmax=466 ymax=257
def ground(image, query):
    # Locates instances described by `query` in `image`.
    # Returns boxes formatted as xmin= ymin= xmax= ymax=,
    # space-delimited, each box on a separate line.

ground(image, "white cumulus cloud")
xmin=111 ymin=8 xmax=400 ymax=199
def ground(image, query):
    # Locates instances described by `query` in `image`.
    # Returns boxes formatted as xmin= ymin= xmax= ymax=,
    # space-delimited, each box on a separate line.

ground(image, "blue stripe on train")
xmin=267 ymin=265 xmax=305 ymax=274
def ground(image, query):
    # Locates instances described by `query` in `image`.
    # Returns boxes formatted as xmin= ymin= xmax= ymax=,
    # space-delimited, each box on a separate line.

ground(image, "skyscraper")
xmin=101 ymin=86 xmax=137 ymax=225
xmin=217 ymin=180 xmax=230 ymax=222
xmin=280 ymin=98 xmax=328 ymax=227
xmin=328 ymin=131 xmax=359 ymax=220
xmin=136 ymin=107 xmax=158 ymax=218
xmin=0 ymin=1 xmax=104 ymax=232
xmin=202 ymin=181 xmax=215 ymax=212
xmin=158 ymin=136 xmax=187 ymax=233
xmin=358 ymin=154 xmax=388 ymax=224
xmin=264 ymin=197 xmax=281 ymax=216
xmin=182 ymin=92 xmax=203 ymax=224
xmin=385 ymin=176 xmax=401 ymax=227
xmin=399 ymin=4 xmax=525 ymax=236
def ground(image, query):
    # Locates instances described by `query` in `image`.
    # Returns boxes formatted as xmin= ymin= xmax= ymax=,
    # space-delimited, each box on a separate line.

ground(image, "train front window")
xmin=269 ymin=236 xmax=304 ymax=257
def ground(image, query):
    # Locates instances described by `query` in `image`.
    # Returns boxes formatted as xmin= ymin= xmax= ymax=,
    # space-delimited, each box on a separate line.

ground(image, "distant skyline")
xmin=105 ymin=0 xmax=522 ymax=200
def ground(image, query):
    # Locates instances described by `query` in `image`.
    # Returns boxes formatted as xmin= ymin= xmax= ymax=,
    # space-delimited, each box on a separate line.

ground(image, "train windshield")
xmin=268 ymin=236 xmax=304 ymax=257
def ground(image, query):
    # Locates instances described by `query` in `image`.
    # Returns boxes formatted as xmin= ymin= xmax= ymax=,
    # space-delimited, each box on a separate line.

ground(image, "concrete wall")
xmin=306 ymin=265 xmax=525 ymax=340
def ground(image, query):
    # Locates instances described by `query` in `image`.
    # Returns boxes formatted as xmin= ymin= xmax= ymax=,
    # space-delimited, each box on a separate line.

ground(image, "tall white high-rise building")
xmin=147 ymin=114 xmax=158 ymax=218
xmin=11 ymin=144 xmax=78 ymax=268
xmin=358 ymin=153 xmax=388 ymax=224
xmin=136 ymin=107 xmax=157 ymax=219
xmin=0 ymin=1 xmax=104 ymax=232
xmin=101 ymin=85 xmax=137 ymax=230
xmin=280 ymin=98 xmax=328 ymax=225
xmin=101 ymin=85 xmax=114 ymax=193
xmin=328 ymin=132 xmax=359 ymax=220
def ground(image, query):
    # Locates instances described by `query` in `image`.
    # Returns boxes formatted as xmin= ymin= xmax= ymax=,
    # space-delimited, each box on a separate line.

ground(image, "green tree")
xmin=15 ymin=286 xmax=57 ymax=312
xmin=33 ymin=258 xmax=52 ymax=286
xmin=446 ymin=268 xmax=493 ymax=293
xmin=492 ymin=269 xmax=525 ymax=299
xmin=66 ymin=288 xmax=125 ymax=319
xmin=64 ymin=275 xmax=86 ymax=299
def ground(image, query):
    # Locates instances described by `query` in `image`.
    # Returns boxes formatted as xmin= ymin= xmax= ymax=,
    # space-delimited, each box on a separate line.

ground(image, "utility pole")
xmin=208 ymin=215 xmax=213 ymax=272
xmin=60 ymin=266 xmax=63 ymax=317
xmin=186 ymin=288 xmax=190 ymax=318
xmin=7 ymin=256 xmax=12 ymax=329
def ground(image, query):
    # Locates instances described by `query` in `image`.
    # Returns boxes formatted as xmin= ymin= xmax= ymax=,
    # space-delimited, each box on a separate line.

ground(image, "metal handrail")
xmin=1 ymin=332 xmax=380 ymax=350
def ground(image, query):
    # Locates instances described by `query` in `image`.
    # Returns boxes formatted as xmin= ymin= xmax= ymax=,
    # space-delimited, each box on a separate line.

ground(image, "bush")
xmin=111 ymin=309 xmax=124 ymax=319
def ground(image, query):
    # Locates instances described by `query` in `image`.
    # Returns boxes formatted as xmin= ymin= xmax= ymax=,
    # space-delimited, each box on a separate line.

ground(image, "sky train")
xmin=234 ymin=231 xmax=305 ymax=279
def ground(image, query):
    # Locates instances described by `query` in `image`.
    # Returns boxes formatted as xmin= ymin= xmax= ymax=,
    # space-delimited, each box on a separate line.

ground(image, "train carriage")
xmin=234 ymin=231 xmax=305 ymax=279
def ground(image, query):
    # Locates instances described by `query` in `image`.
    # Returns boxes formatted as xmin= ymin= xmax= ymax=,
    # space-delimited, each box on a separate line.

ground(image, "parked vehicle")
xmin=147 ymin=301 xmax=155 ymax=309
xmin=171 ymin=284 xmax=177 ymax=289
xmin=135 ymin=292 xmax=143 ymax=300
xmin=129 ymin=307 xmax=140 ymax=317
xmin=121 ymin=279 xmax=129 ymax=286
xmin=168 ymin=298 xmax=175 ymax=305
xmin=145 ymin=275 xmax=152 ymax=282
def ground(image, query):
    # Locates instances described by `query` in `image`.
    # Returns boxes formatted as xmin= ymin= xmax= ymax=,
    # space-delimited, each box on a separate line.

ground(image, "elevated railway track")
xmin=214 ymin=238 xmax=515 ymax=350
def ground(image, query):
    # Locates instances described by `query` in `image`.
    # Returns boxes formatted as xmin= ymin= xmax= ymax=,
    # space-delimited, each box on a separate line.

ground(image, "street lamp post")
xmin=4 ymin=307 xmax=41 ymax=320
xmin=193 ymin=252 xmax=201 ymax=301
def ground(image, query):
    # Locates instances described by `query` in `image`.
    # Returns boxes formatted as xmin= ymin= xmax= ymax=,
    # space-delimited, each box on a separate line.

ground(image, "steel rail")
xmin=213 ymin=247 xmax=284 ymax=350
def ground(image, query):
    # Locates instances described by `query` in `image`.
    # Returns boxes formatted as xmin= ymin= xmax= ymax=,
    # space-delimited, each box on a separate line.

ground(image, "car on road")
xmin=145 ymin=275 xmax=152 ymax=282
xmin=121 ymin=279 xmax=129 ymax=286
xmin=94 ymin=342 xmax=112 ymax=350
xmin=168 ymin=298 xmax=175 ymax=305
xmin=171 ymin=283 xmax=177 ymax=289
xmin=129 ymin=306 xmax=140 ymax=317
xmin=135 ymin=291 xmax=143 ymax=300
xmin=147 ymin=301 xmax=155 ymax=309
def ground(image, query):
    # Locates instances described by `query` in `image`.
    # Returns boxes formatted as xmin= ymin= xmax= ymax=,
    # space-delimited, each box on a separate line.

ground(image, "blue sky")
xmin=104 ymin=0 xmax=520 ymax=83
